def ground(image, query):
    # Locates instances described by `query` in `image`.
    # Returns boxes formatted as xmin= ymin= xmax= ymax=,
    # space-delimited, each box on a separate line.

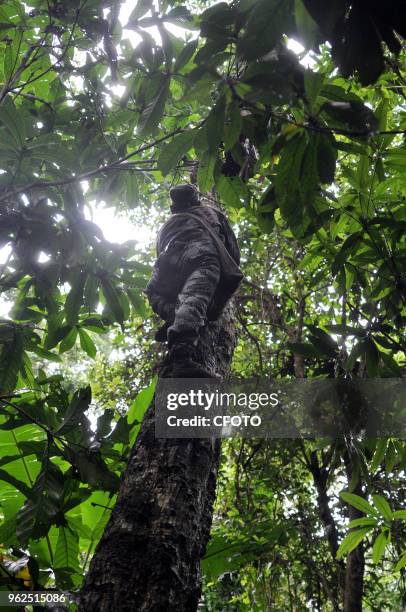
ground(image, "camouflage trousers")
xmin=148 ymin=240 xmax=221 ymax=346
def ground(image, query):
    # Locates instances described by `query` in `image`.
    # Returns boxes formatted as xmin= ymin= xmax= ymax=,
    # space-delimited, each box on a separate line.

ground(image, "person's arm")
xmin=145 ymin=267 xmax=172 ymax=320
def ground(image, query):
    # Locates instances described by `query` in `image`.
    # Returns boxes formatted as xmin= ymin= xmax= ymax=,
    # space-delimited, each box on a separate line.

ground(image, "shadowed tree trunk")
xmin=79 ymin=306 xmax=236 ymax=612
xmin=343 ymin=453 xmax=365 ymax=612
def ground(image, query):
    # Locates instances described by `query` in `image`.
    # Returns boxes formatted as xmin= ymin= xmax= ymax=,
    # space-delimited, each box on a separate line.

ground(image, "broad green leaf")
xmin=197 ymin=151 xmax=216 ymax=192
xmin=237 ymin=0 xmax=294 ymax=60
xmin=0 ymin=97 xmax=26 ymax=148
xmin=0 ymin=468 xmax=33 ymax=500
xmin=224 ymin=104 xmax=243 ymax=151
xmin=78 ymin=328 xmax=97 ymax=359
xmin=275 ymin=132 xmax=307 ymax=220
xmin=304 ymin=71 xmax=324 ymax=105
xmin=336 ymin=527 xmax=371 ymax=559
xmin=0 ymin=331 xmax=23 ymax=394
xmin=101 ymin=279 xmax=126 ymax=325
xmin=174 ymin=39 xmax=198 ymax=71
xmin=138 ymin=79 xmax=170 ymax=136
xmin=365 ymin=338 xmax=379 ymax=377
xmin=317 ymin=133 xmax=337 ymax=183
xmin=157 ymin=130 xmax=195 ymax=175
xmin=54 ymin=525 xmax=80 ymax=572
xmin=372 ymin=494 xmax=393 ymax=522
xmin=127 ymin=289 xmax=148 ymax=317
xmin=372 ymin=530 xmax=390 ymax=564
xmin=17 ymin=459 xmax=65 ymax=545
xmin=128 ymin=377 xmax=157 ymax=445
xmin=59 ymin=328 xmax=78 ymax=353
xmin=65 ymin=272 xmax=87 ymax=327
xmin=217 ymin=175 xmax=249 ymax=209
xmin=393 ymin=510 xmax=406 ymax=520
xmin=56 ymin=387 xmax=91 ymax=435
xmin=340 ymin=492 xmax=377 ymax=517
xmin=395 ymin=552 xmax=406 ymax=572
xmin=295 ymin=0 xmax=319 ymax=49
xmin=348 ymin=518 xmax=377 ymax=529
xmin=370 ymin=439 xmax=388 ymax=473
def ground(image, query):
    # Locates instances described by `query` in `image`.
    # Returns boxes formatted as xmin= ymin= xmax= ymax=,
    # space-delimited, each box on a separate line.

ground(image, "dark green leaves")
xmin=138 ymin=78 xmax=170 ymax=136
xmin=17 ymin=457 xmax=65 ymax=545
xmin=78 ymin=328 xmax=97 ymax=358
xmin=65 ymin=272 xmax=87 ymax=326
xmin=275 ymin=131 xmax=307 ymax=220
xmin=317 ymin=133 xmax=337 ymax=183
xmin=157 ymin=130 xmax=195 ymax=176
xmin=237 ymin=0 xmax=294 ymax=60
xmin=322 ymin=101 xmax=379 ymax=135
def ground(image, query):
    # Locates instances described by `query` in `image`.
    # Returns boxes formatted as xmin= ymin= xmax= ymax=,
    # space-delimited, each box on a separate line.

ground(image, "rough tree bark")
xmin=343 ymin=454 xmax=365 ymax=612
xmin=78 ymin=306 xmax=236 ymax=612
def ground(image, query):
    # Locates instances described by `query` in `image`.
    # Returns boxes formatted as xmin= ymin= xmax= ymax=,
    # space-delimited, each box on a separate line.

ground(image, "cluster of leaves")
xmin=0 ymin=0 xmax=405 ymax=606
xmin=0 ymin=377 xmax=155 ymax=592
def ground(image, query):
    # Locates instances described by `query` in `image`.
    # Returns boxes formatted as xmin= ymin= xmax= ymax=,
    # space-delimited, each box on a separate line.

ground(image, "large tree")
xmin=0 ymin=1 xmax=406 ymax=610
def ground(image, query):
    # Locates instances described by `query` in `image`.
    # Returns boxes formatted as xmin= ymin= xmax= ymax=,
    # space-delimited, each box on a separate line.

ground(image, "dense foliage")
xmin=0 ymin=0 xmax=405 ymax=609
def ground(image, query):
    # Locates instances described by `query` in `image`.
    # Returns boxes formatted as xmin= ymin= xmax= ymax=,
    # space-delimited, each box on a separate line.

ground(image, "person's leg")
xmin=167 ymin=255 xmax=220 ymax=347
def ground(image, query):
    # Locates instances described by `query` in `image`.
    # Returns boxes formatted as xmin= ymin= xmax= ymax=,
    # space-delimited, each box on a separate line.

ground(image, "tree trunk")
xmin=79 ymin=307 xmax=236 ymax=612
xmin=343 ymin=455 xmax=365 ymax=612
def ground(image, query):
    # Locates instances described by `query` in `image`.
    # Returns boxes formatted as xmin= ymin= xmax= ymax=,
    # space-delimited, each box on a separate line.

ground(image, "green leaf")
xmin=393 ymin=510 xmax=406 ymax=520
xmin=295 ymin=0 xmax=319 ymax=49
xmin=101 ymin=278 xmax=125 ymax=325
xmin=304 ymin=71 xmax=324 ymax=105
xmin=157 ymin=130 xmax=195 ymax=176
xmin=372 ymin=494 xmax=393 ymax=522
xmin=348 ymin=518 xmax=377 ymax=529
xmin=44 ymin=325 xmax=72 ymax=350
xmin=56 ymin=387 xmax=91 ymax=435
xmin=322 ymin=101 xmax=379 ymax=135
xmin=64 ymin=448 xmax=119 ymax=493
xmin=128 ymin=377 xmax=157 ymax=445
xmin=59 ymin=327 xmax=78 ymax=353
xmin=65 ymin=272 xmax=87 ymax=326
xmin=217 ymin=175 xmax=249 ymax=209
xmin=372 ymin=530 xmax=390 ymax=564
xmin=288 ymin=342 xmax=320 ymax=358
xmin=370 ymin=439 xmax=388 ymax=473
xmin=237 ymin=0 xmax=294 ymax=60
xmin=174 ymin=39 xmax=198 ymax=71
xmin=0 ymin=97 xmax=26 ymax=148
xmin=138 ymin=79 xmax=170 ymax=137
xmin=275 ymin=132 xmax=307 ymax=220
xmin=340 ymin=492 xmax=377 ymax=517
xmin=224 ymin=104 xmax=243 ymax=150
xmin=0 ymin=515 xmax=17 ymax=546
xmin=317 ymin=133 xmax=337 ymax=183
xmin=197 ymin=151 xmax=216 ymax=192
xmin=365 ymin=338 xmax=379 ymax=377
xmin=0 ymin=331 xmax=24 ymax=394
xmin=54 ymin=525 xmax=80 ymax=572
xmin=17 ymin=459 xmax=65 ymax=545
xmin=127 ymin=289 xmax=148 ymax=317
xmin=78 ymin=328 xmax=97 ymax=359
xmin=394 ymin=552 xmax=406 ymax=572
xmin=127 ymin=378 xmax=156 ymax=425
xmin=336 ymin=527 xmax=371 ymax=559
xmin=128 ymin=0 xmax=153 ymax=22
xmin=0 ymin=468 xmax=34 ymax=500
xmin=84 ymin=275 xmax=100 ymax=312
